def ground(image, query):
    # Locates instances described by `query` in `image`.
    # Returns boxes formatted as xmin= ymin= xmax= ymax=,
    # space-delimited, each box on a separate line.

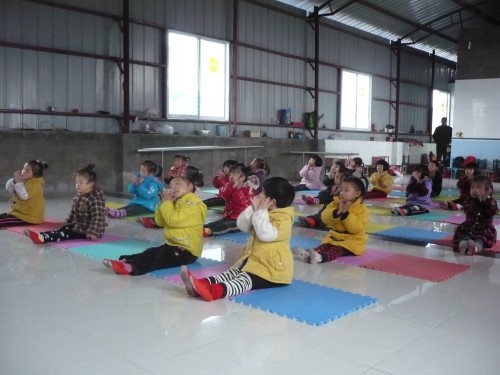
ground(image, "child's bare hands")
xmin=217 ymin=169 xmax=225 ymax=179
xmin=13 ymin=170 xmax=23 ymax=182
xmin=251 ymin=195 xmax=263 ymax=210
xmin=160 ymin=188 xmax=174 ymax=201
xmin=86 ymin=234 xmax=98 ymax=241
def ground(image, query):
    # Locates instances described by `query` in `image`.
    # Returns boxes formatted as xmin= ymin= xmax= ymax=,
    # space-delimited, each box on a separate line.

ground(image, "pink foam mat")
xmin=333 ymin=248 xmax=393 ymax=266
xmin=51 ymin=234 xmax=126 ymax=249
xmin=6 ymin=219 xmax=64 ymax=236
xmin=361 ymin=253 xmax=470 ymax=282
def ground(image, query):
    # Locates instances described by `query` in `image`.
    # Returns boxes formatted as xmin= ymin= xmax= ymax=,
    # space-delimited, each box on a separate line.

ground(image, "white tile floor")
xmin=2 ymin=179 xmax=500 ymax=375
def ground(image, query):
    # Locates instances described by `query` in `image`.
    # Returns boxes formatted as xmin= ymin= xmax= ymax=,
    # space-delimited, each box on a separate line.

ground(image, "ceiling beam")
xmin=450 ymin=0 xmax=500 ymax=26
xmin=355 ymin=0 xmax=457 ymax=44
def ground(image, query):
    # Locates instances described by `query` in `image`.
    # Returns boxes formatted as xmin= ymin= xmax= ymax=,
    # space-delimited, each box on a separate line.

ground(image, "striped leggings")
xmin=205 ymin=268 xmax=285 ymax=298
xmin=0 ymin=213 xmax=31 ymax=228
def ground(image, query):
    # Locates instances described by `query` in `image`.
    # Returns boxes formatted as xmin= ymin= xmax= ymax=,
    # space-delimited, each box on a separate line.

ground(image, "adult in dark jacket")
xmin=432 ymin=117 xmax=452 ymax=162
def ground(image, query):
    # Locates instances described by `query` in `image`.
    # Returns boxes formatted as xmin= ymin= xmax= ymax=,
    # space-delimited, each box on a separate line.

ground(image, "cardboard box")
xmin=243 ymin=130 xmax=260 ymax=138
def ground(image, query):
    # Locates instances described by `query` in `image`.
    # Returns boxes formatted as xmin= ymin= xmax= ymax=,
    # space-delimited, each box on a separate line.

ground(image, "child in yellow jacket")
xmin=103 ymin=176 xmax=207 ymax=275
xmin=180 ymin=177 xmax=295 ymax=302
xmin=294 ymin=176 xmax=369 ymax=264
xmin=1 ymin=160 xmax=48 ymax=227
xmin=364 ymin=159 xmax=394 ymax=199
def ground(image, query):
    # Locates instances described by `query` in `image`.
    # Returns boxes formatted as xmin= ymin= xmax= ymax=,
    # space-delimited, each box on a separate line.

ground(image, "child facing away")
xmin=452 ymin=175 xmax=498 ymax=255
xmin=180 ymin=177 xmax=295 ymax=302
xmin=1 ymin=160 xmax=48 ymax=228
xmin=25 ymin=164 xmax=106 ymax=244
xmin=294 ymin=176 xmax=369 ymax=264
xmin=248 ymin=157 xmax=270 ymax=195
xmin=440 ymin=162 xmax=478 ymax=210
xmin=164 ymin=154 xmax=190 ymax=185
xmin=364 ymin=159 xmax=394 ymax=199
xmin=391 ymin=164 xmax=432 ymax=216
xmin=302 ymin=160 xmax=347 ymax=205
xmin=203 ymin=164 xmax=256 ymax=237
xmin=294 ymin=155 xmax=323 ymax=191
xmin=103 ymin=176 xmax=207 ymax=275
xmin=427 ymin=160 xmax=443 ymax=197
xmin=107 ymin=160 xmax=163 ymax=219
xmin=203 ymin=159 xmax=239 ymax=207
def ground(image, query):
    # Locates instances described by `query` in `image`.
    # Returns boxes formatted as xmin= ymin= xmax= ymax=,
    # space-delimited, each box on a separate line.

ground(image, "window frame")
xmin=340 ymin=70 xmax=372 ymax=131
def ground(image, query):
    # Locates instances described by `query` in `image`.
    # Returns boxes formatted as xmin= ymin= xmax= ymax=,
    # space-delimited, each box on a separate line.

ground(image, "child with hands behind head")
xmin=180 ymin=177 xmax=295 ymax=302
xmin=25 ymin=164 xmax=106 ymax=244
xmin=294 ymin=176 xmax=369 ymax=264
xmin=107 ymin=160 xmax=163 ymax=219
xmin=1 ymin=159 xmax=48 ymax=228
xmin=203 ymin=164 xmax=256 ymax=237
xmin=103 ymin=176 xmax=207 ymax=275
xmin=452 ymin=175 xmax=498 ymax=255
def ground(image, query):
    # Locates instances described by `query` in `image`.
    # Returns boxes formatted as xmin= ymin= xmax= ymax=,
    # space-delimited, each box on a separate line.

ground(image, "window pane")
xmin=432 ymin=89 xmax=450 ymax=133
xmin=200 ymin=40 xmax=228 ymax=119
xmin=168 ymin=32 xmax=199 ymax=117
xmin=341 ymin=71 xmax=357 ymax=128
xmin=356 ymin=74 xmax=370 ymax=130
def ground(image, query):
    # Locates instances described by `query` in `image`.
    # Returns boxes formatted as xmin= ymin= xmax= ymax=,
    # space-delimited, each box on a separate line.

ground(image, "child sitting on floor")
xmin=427 ymin=160 xmax=442 ymax=197
xmin=103 ymin=176 xmax=207 ymax=275
xmin=164 ymin=154 xmax=189 ymax=185
xmin=203 ymin=164 xmax=256 ymax=237
xmin=107 ymin=160 xmax=163 ymax=219
xmin=440 ymin=162 xmax=478 ymax=210
xmin=180 ymin=177 xmax=295 ymax=302
xmin=298 ymin=168 xmax=353 ymax=228
xmin=248 ymin=157 xmax=270 ymax=194
xmin=391 ymin=164 xmax=432 ymax=216
xmin=294 ymin=155 xmax=323 ymax=191
xmin=293 ymin=176 xmax=369 ymax=264
xmin=452 ymin=175 xmax=498 ymax=255
xmin=364 ymin=159 xmax=394 ymax=199
xmin=302 ymin=161 xmax=348 ymax=205
xmin=203 ymin=159 xmax=239 ymax=207
xmin=1 ymin=159 xmax=48 ymax=228
xmin=25 ymin=164 xmax=106 ymax=244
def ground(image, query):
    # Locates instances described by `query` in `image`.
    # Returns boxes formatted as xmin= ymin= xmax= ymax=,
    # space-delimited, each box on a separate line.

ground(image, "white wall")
xmin=453 ymin=78 xmax=500 ymax=139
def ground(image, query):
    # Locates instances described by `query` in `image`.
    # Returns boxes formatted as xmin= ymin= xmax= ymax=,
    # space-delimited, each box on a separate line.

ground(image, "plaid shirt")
xmin=65 ymin=186 xmax=106 ymax=238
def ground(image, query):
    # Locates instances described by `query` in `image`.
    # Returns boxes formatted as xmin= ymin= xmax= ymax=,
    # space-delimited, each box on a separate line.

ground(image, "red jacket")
xmin=212 ymin=174 xmax=229 ymax=189
xmin=219 ymin=182 xmax=255 ymax=220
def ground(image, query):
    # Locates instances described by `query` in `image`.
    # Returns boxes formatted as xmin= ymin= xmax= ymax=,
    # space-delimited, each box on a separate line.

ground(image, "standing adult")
xmin=432 ymin=117 xmax=452 ymax=162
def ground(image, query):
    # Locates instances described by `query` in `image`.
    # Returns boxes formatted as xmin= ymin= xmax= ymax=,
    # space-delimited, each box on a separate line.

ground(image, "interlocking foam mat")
xmin=218 ymin=232 xmax=322 ymax=249
xmin=5 ymin=218 xmax=63 ymax=236
xmin=231 ymin=279 xmax=377 ymax=326
xmin=334 ymin=248 xmax=470 ymax=282
xmin=67 ymin=239 xmax=149 ymax=261
xmin=51 ymin=234 xmax=126 ymax=249
xmin=375 ymin=226 xmax=450 ymax=243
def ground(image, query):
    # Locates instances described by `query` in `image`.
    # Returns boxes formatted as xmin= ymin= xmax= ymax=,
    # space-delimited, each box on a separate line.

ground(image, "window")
xmin=167 ymin=31 xmax=229 ymax=120
xmin=432 ymin=89 xmax=450 ymax=133
xmin=340 ymin=70 xmax=371 ymax=130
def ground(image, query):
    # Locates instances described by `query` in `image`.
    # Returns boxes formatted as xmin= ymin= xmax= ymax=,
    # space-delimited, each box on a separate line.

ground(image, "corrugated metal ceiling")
xmin=276 ymin=0 xmax=500 ymax=62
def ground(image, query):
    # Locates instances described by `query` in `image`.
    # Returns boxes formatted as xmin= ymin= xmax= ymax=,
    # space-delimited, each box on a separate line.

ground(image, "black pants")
xmin=203 ymin=197 xmax=225 ymax=207
xmin=436 ymin=143 xmax=448 ymax=162
xmin=118 ymin=204 xmax=152 ymax=216
xmin=40 ymin=225 xmax=87 ymax=243
xmin=119 ymin=244 xmax=197 ymax=275
xmin=205 ymin=218 xmax=239 ymax=236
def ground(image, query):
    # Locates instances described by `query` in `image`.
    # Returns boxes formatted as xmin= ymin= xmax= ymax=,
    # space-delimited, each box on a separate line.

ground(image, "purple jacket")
xmin=405 ymin=176 xmax=432 ymax=209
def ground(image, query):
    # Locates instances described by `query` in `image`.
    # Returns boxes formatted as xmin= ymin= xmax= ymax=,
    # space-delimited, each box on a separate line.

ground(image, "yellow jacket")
xmin=10 ymin=177 xmax=45 ymax=224
xmin=369 ymin=171 xmax=394 ymax=194
xmin=320 ymin=196 xmax=369 ymax=255
xmin=155 ymin=192 xmax=207 ymax=257
xmin=235 ymin=206 xmax=294 ymax=284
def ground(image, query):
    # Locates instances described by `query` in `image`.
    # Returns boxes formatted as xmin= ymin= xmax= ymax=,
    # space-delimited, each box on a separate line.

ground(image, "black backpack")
xmin=452 ymin=156 xmax=464 ymax=168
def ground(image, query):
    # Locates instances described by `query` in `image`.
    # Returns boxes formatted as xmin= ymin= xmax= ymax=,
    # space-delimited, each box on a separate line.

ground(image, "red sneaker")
xmin=298 ymin=216 xmax=317 ymax=228
xmin=203 ymin=228 xmax=212 ymax=237
xmin=137 ymin=217 xmax=158 ymax=228
xmin=180 ymin=266 xmax=198 ymax=297
xmin=108 ymin=260 xmax=131 ymax=275
xmin=189 ymin=275 xmax=214 ymax=302
xmin=302 ymin=195 xmax=317 ymax=205
xmin=23 ymin=229 xmax=44 ymax=244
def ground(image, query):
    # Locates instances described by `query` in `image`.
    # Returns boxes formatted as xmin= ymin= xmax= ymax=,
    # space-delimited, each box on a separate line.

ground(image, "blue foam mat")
xmin=148 ymin=257 xmax=223 ymax=279
xmin=218 ymin=232 xmax=322 ymax=249
xmin=376 ymin=226 xmax=449 ymax=242
xmin=231 ymin=279 xmax=377 ymax=326
xmin=69 ymin=239 xmax=149 ymax=261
